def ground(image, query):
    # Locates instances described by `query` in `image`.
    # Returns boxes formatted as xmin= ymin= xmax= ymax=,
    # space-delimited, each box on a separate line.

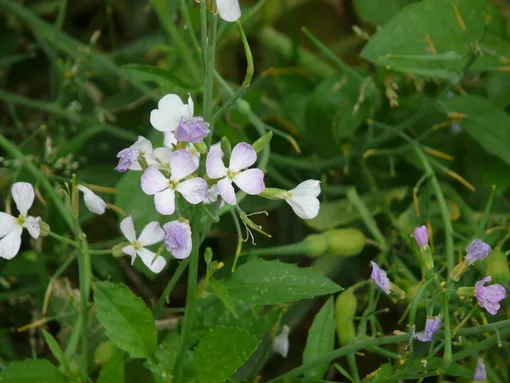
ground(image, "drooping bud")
xmin=370 ymin=262 xmax=406 ymax=299
xmin=38 ymin=220 xmax=50 ymax=237
xmin=451 ymin=239 xmax=492 ymax=281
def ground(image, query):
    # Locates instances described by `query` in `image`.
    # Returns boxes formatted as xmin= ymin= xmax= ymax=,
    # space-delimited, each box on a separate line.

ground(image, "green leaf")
xmin=209 ymin=279 xmax=237 ymax=316
xmin=123 ymin=64 xmax=198 ymax=93
xmin=94 ymin=282 xmax=157 ymax=358
xmin=0 ymin=359 xmax=67 ymax=383
xmin=355 ymin=0 xmax=417 ymax=26
xmin=440 ymin=94 xmax=510 ymax=165
xmin=194 ymin=327 xmax=259 ymax=383
xmin=306 ymin=187 xmax=408 ymax=231
xmin=303 ymin=297 xmax=335 ymax=379
xmin=42 ymin=330 xmax=70 ymax=374
xmin=225 ymin=259 xmax=343 ymax=305
xmin=361 ymin=0 xmax=510 ymax=79
xmin=97 ymin=349 xmax=125 ymax=383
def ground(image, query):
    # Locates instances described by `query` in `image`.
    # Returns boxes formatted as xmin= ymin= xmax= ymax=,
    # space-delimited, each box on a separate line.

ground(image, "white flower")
xmin=284 ymin=180 xmax=321 ymax=219
xmin=216 ymin=0 xmax=241 ymax=22
xmin=0 ymin=182 xmax=41 ymax=260
xmin=120 ymin=216 xmax=166 ymax=273
xmin=77 ymin=185 xmax=106 ymax=215
xmin=206 ymin=142 xmax=265 ymax=205
xmin=150 ymin=94 xmax=194 ymax=148
xmin=272 ymin=325 xmax=290 ymax=358
xmin=115 ymin=136 xmax=156 ymax=172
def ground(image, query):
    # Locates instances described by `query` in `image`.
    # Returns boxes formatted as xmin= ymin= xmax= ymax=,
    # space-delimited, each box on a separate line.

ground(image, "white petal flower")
xmin=0 ymin=212 xmax=16 ymax=237
xmin=272 ymin=325 xmax=290 ymax=358
xmin=12 ymin=182 xmax=35 ymax=216
xmin=284 ymin=180 xmax=321 ymax=219
xmin=23 ymin=216 xmax=41 ymax=239
xmin=119 ymin=216 xmax=166 ymax=273
xmin=78 ymin=185 xmax=107 ymax=215
xmin=0 ymin=225 xmax=23 ymax=260
xmin=216 ymin=0 xmax=241 ymax=22
xmin=150 ymin=94 xmax=185 ymax=132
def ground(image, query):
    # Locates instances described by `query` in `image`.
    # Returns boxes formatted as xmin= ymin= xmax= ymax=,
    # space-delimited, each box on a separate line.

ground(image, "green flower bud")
xmin=220 ymin=136 xmax=232 ymax=159
xmin=252 ymin=131 xmax=273 ymax=154
xmin=484 ymin=248 xmax=510 ymax=284
xmin=94 ymin=341 xmax=115 ymax=365
xmin=112 ymin=242 xmax=130 ymax=258
xmin=194 ymin=141 xmax=207 ymax=155
xmin=259 ymin=187 xmax=286 ymax=200
xmin=204 ymin=247 xmax=213 ymax=264
xmin=323 ymin=229 xmax=366 ymax=257
xmin=335 ymin=290 xmax=357 ymax=346
xmin=38 ymin=220 xmax=50 ymax=237
xmin=457 ymin=286 xmax=475 ymax=298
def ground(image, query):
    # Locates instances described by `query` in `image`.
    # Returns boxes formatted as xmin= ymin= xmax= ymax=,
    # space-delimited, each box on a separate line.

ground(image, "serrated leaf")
xmin=440 ymin=94 xmax=510 ymax=165
xmin=97 ymin=349 xmax=125 ymax=383
xmin=0 ymin=359 xmax=67 ymax=383
xmin=303 ymin=298 xmax=335 ymax=378
xmin=210 ymin=279 xmax=237 ymax=316
xmin=194 ymin=327 xmax=259 ymax=383
xmin=94 ymin=282 xmax=157 ymax=358
xmin=225 ymin=259 xmax=342 ymax=305
xmin=42 ymin=330 xmax=70 ymax=375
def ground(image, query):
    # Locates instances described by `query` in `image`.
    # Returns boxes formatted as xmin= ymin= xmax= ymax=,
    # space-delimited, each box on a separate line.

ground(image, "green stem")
xmin=347 ymin=353 xmax=360 ymax=383
xmin=48 ymin=231 xmax=111 ymax=255
xmin=442 ymin=287 xmax=452 ymax=369
xmin=153 ymin=259 xmax=189 ymax=317
xmin=475 ymin=185 xmax=495 ymax=239
xmin=179 ymin=0 xmax=201 ymax=55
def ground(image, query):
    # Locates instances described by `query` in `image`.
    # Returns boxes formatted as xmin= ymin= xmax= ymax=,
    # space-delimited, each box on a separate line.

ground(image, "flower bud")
xmin=204 ymin=247 xmax=213 ymax=264
xmin=194 ymin=141 xmax=208 ymax=155
xmin=38 ymin=220 xmax=50 ymax=237
xmin=335 ymin=290 xmax=357 ymax=346
xmin=112 ymin=242 xmax=129 ymax=258
xmin=413 ymin=225 xmax=429 ymax=249
xmin=302 ymin=233 xmax=329 ymax=257
xmin=324 ymin=229 xmax=366 ymax=257
xmin=252 ymin=131 xmax=273 ymax=154
xmin=456 ymin=286 xmax=475 ymax=298
xmin=220 ymin=136 xmax=232 ymax=159
xmin=483 ymin=248 xmax=510 ymax=284
xmin=94 ymin=341 xmax=115 ymax=365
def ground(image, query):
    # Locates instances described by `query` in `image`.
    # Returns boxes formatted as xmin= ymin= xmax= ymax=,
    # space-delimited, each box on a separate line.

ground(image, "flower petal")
xmin=24 ymin=216 xmax=41 ymax=239
xmin=217 ymin=178 xmax=236 ymax=205
xmin=0 ymin=225 xmax=23 ymax=260
xmin=136 ymin=248 xmax=166 ymax=273
xmin=206 ymin=146 xmax=227 ymax=179
xmin=163 ymin=221 xmax=192 ymax=259
xmin=12 ymin=182 xmax=35 ymax=216
xmin=120 ymin=216 xmax=137 ymax=243
xmin=153 ymin=147 xmax=173 ymax=169
xmin=204 ymin=184 xmax=220 ymax=204
xmin=169 ymin=149 xmax=198 ymax=181
xmin=216 ymin=0 xmax=241 ymax=22
xmin=122 ymin=244 xmax=136 ymax=264
xmin=180 ymin=94 xmax=194 ymax=121
xmin=288 ymin=180 xmax=321 ymax=198
xmin=154 ymin=188 xmax=176 ymax=215
xmin=163 ymin=131 xmax=177 ymax=148
xmin=78 ymin=185 xmax=107 ymax=215
xmin=229 ymin=142 xmax=256 ymax=171
xmin=131 ymin=136 xmax=153 ymax=156
xmin=176 ymin=178 xmax=207 ymax=204
xmin=286 ymin=196 xmax=320 ymax=220
xmin=233 ymin=168 xmax=265 ymax=195
xmin=150 ymin=94 xmax=184 ymax=132
xmin=141 ymin=167 xmax=169 ymax=195
xmin=0 ymin=212 xmax=16 ymax=237
xmin=138 ymin=222 xmax=165 ymax=247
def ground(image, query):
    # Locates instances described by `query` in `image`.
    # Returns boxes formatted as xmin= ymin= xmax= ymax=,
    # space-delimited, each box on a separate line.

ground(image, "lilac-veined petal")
xmin=12 ymin=182 xmax=35 ymax=216
xmin=78 ymin=185 xmax=106 ymax=215
xmin=204 ymin=184 xmax=220 ymax=204
xmin=138 ymin=221 xmax=165 ymax=246
xmin=122 ymin=244 xmax=137 ymax=264
xmin=163 ymin=221 xmax=192 ymax=259
xmin=229 ymin=142 xmax=257 ymax=171
xmin=153 ymin=147 xmax=173 ymax=169
xmin=217 ymin=178 xmax=236 ymax=205
xmin=141 ymin=167 xmax=169 ymax=195
xmin=175 ymin=118 xmax=210 ymax=143
xmin=115 ymin=147 xmax=141 ymax=172
xmin=233 ymin=168 xmax=265 ymax=195
xmin=136 ymin=248 xmax=166 ymax=273
xmin=0 ymin=212 xmax=16 ymax=237
xmin=150 ymin=94 xmax=184 ymax=132
xmin=286 ymin=196 xmax=320 ymax=220
xmin=120 ymin=216 xmax=137 ymax=243
xmin=176 ymin=177 xmax=207 ymax=204
xmin=24 ymin=216 xmax=41 ymax=239
xmin=288 ymin=180 xmax=321 ymax=198
xmin=169 ymin=150 xmax=198 ymax=181
xmin=154 ymin=188 xmax=176 ymax=215
xmin=164 ymin=131 xmax=177 ymax=148
xmin=0 ymin=225 xmax=23 ymax=260
xmin=206 ymin=148 xmax=227 ymax=179
xmin=216 ymin=0 xmax=241 ymax=22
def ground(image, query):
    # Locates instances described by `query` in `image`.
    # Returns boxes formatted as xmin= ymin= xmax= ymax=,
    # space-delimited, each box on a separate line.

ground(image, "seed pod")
xmin=94 ymin=341 xmax=115 ymax=365
xmin=335 ymin=290 xmax=358 ymax=346
xmin=484 ymin=247 xmax=510 ymax=284
xmin=252 ymin=131 xmax=273 ymax=154
xmin=302 ymin=233 xmax=329 ymax=257
xmin=112 ymin=242 xmax=130 ymax=258
xmin=324 ymin=229 xmax=366 ymax=257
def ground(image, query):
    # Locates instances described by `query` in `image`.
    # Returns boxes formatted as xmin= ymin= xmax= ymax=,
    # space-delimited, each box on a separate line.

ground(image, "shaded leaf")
xmin=355 ymin=0 xmax=417 ymax=26
xmin=42 ymin=330 xmax=70 ymax=374
xmin=0 ymin=359 xmax=67 ymax=383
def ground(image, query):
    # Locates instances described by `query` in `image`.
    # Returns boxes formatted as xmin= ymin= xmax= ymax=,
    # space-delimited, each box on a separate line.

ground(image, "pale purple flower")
xmin=141 ymin=150 xmax=207 ymax=215
xmin=0 ymin=182 xmax=41 ymax=260
xmin=414 ymin=316 xmax=440 ymax=342
xmin=370 ymin=261 xmax=391 ymax=295
xmin=465 ymin=239 xmax=491 ymax=266
xmin=174 ymin=118 xmax=210 ymax=143
xmin=284 ymin=180 xmax=321 ymax=220
xmin=163 ymin=221 xmax=192 ymax=259
xmin=120 ymin=216 xmax=166 ymax=273
xmin=413 ymin=225 xmax=428 ymax=249
xmin=475 ymin=276 xmax=506 ymax=315
xmin=115 ymin=136 xmax=155 ymax=172
xmin=206 ymin=142 xmax=265 ymax=205
xmin=474 ymin=359 xmax=487 ymax=381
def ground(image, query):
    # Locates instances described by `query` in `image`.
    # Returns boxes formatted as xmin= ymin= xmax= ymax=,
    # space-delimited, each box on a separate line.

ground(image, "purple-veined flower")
xmin=115 ymin=136 xmax=155 ymax=172
xmin=284 ymin=180 xmax=321 ymax=220
xmin=0 ymin=182 xmax=41 ymax=259
xmin=141 ymin=150 xmax=207 ymax=215
xmin=119 ymin=216 xmax=166 ymax=273
xmin=272 ymin=325 xmax=290 ymax=358
xmin=413 ymin=225 xmax=428 ymax=249
xmin=474 ymin=359 xmax=487 ymax=381
xmin=413 ymin=316 xmax=440 ymax=342
xmin=475 ymin=276 xmax=506 ymax=315
xmin=77 ymin=185 xmax=106 ymax=215
xmin=174 ymin=117 xmax=210 ymax=144
xmin=370 ymin=261 xmax=391 ymax=295
xmin=216 ymin=0 xmax=241 ymax=22
xmin=163 ymin=221 xmax=192 ymax=259
xmin=206 ymin=142 xmax=265 ymax=205
xmin=465 ymin=239 xmax=491 ymax=266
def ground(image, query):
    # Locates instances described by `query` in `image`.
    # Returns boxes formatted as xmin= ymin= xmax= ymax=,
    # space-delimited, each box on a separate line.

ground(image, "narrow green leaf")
xmin=123 ymin=64 xmax=198 ymax=92
xmin=303 ymin=298 xmax=336 ymax=378
xmin=42 ymin=330 xmax=71 ymax=375
xmin=209 ymin=279 xmax=237 ymax=316
xmin=225 ymin=259 xmax=343 ymax=305
xmin=94 ymin=282 xmax=157 ymax=358
xmin=194 ymin=327 xmax=259 ymax=383
xmin=0 ymin=359 xmax=67 ymax=383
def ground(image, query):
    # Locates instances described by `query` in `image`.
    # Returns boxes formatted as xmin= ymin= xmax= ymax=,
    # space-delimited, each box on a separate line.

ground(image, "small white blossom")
xmin=216 ymin=0 xmax=241 ymax=22
xmin=77 ymin=185 xmax=106 ymax=215
xmin=150 ymin=94 xmax=194 ymax=148
xmin=284 ymin=180 xmax=321 ymax=219
xmin=272 ymin=325 xmax=290 ymax=358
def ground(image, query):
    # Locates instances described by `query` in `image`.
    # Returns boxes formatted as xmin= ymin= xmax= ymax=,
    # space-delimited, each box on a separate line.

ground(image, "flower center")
xmin=16 ymin=215 xmax=26 ymax=225
xmin=168 ymin=179 xmax=180 ymax=189
xmin=133 ymin=240 xmax=143 ymax=250
xmin=227 ymin=169 xmax=239 ymax=180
